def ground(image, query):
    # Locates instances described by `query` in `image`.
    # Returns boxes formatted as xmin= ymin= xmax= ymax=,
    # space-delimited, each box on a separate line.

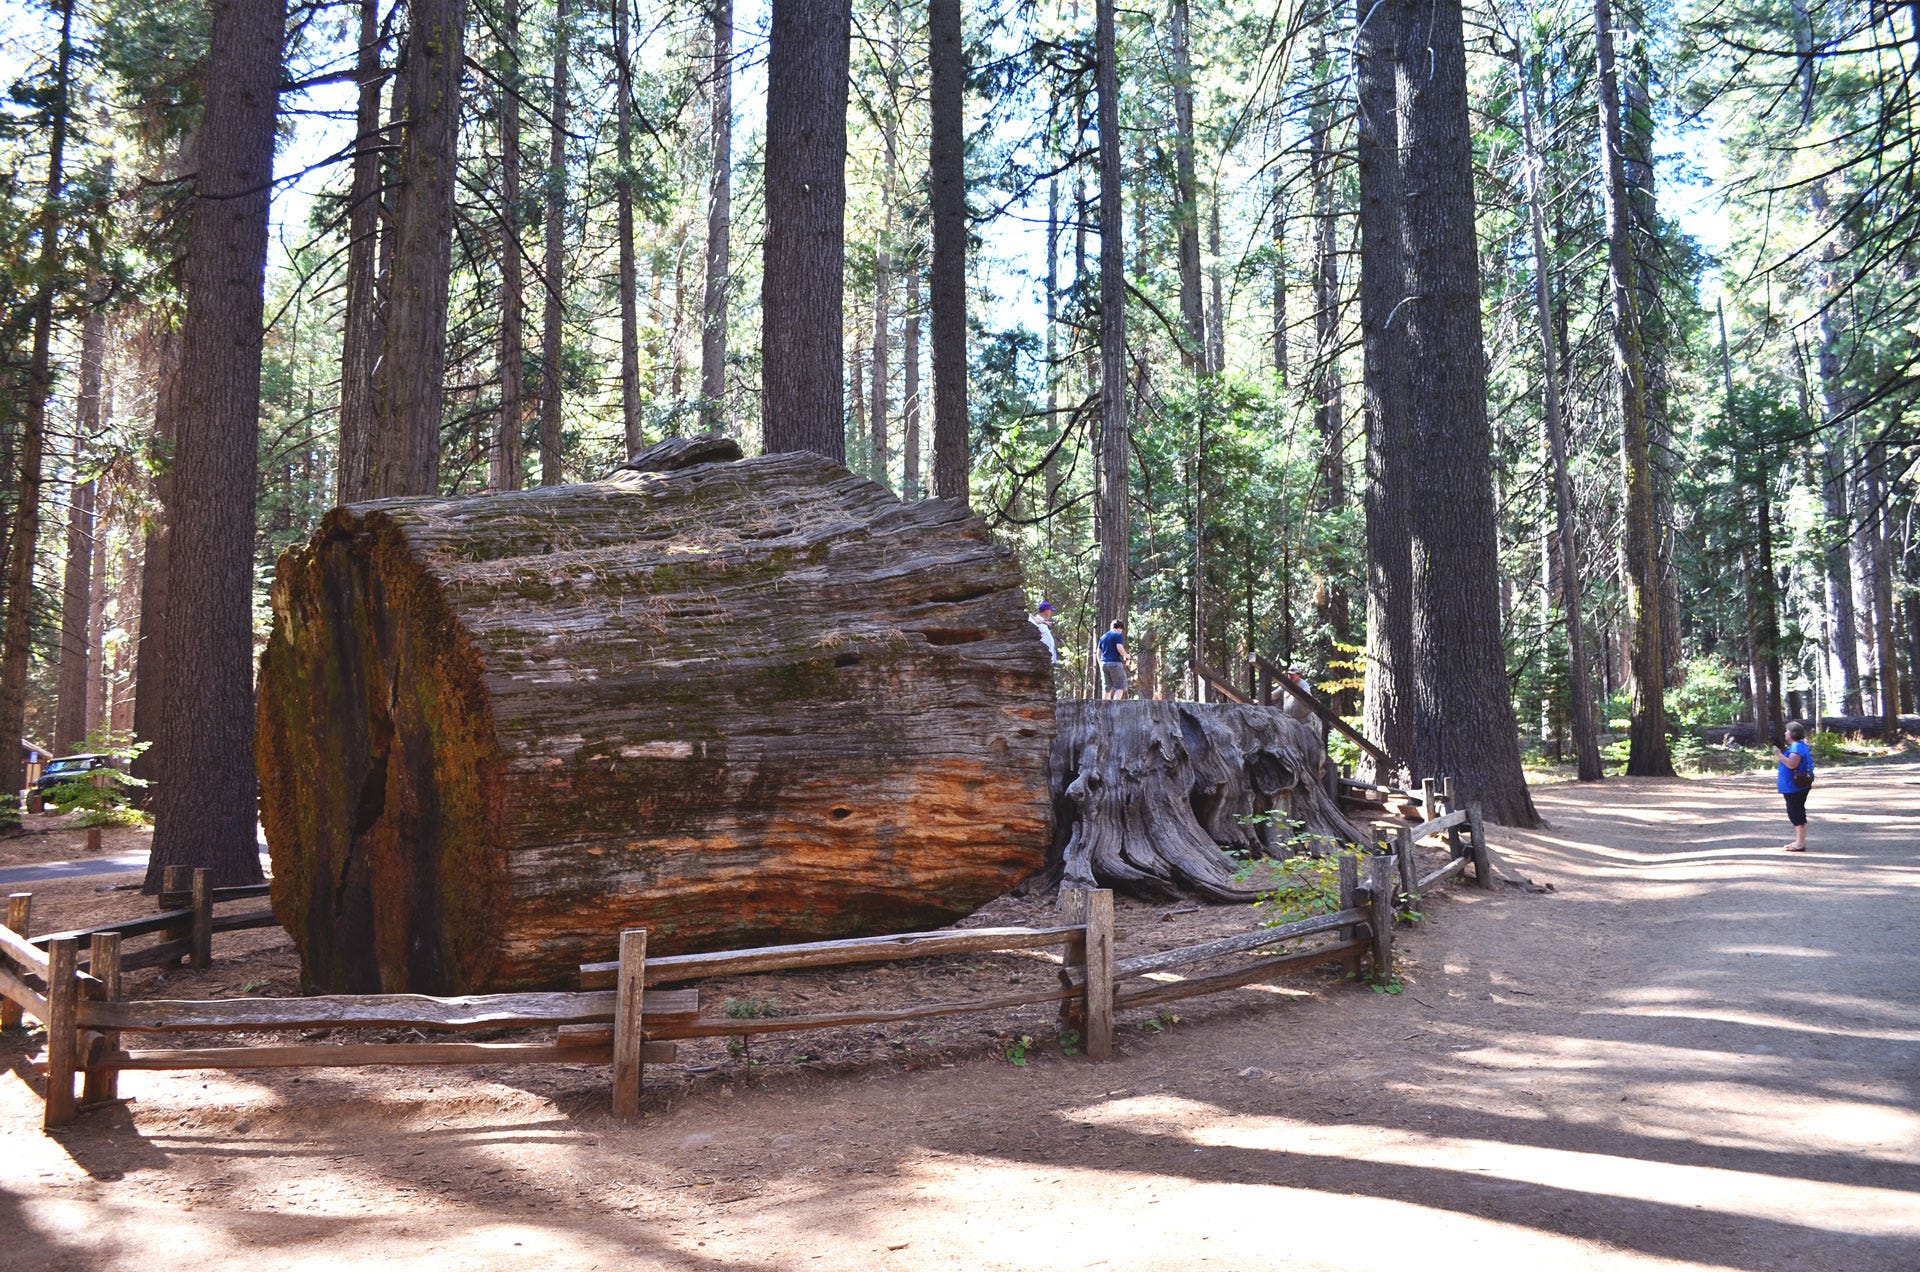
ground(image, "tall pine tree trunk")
xmin=1398 ymin=0 xmax=1539 ymax=823
xmin=1863 ymin=437 xmax=1900 ymax=737
xmin=1169 ymin=0 xmax=1203 ymax=368
xmin=373 ymin=0 xmax=466 ymax=496
xmin=493 ymin=3 xmax=526 ymax=492
xmin=0 ymin=0 xmax=74 ymax=809
xmin=616 ymin=0 xmax=644 ymax=450
xmin=1094 ymin=0 xmax=1129 ymax=628
xmin=762 ymin=0 xmax=850 ymax=459
xmin=337 ymin=0 xmax=385 ymax=503
xmin=540 ymin=0 xmax=570 ymax=483
xmin=700 ymin=0 xmax=732 ymax=432
xmin=870 ymin=96 xmax=895 ymax=488
xmin=1308 ymin=31 xmax=1348 ymax=713
xmin=1519 ymin=50 xmax=1601 ymax=780
xmin=903 ymin=267 xmax=922 ymax=497
xmin=145 ymin=0 xmax=284 ymax=889
xmin=929 ymin=0 xmax=968 ymax=500
xmin=55 ymin=305 xmax=105 ymax=754
xmin=1596 ymin=0 xmax=1672 ymax=777
xmin=1356 ymin=0 xmax=1412 ymax=781
xmin=130 ymin=318 xmax=181 ymax=799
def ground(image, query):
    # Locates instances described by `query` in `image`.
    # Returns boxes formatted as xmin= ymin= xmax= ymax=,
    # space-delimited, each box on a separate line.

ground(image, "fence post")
xmin=1441 ymin=776 xmax=1458 ymax=813
xmin=1395 ymin=828 xmax=1416 ymax=905
xmin=2 ymin=893 xmax=29 ymax=1030
xmin=1084 ymin=889 xmax=1114 ymax=1061
xmin=1421 ymin=777 xmax=1440 ymax=824
xmin=1057 ymin=889 xmax=1088 ymax=1035
xmin=1366 ymin=856 xmax=1395 ymax=979
xmin=160 ymin=865 xmax=191 ymax=966
xmin=190 ymin=869 xmax=213 ymax=969
xmin=44 ymin=937 xmax=78 ymax=1129
xmin=84 ymin=932 xmax=121 ymax=1104
xmin=1468 ymin=804 xmax=1494 ymax=890
xmin=611 ymin=927 xmax=648 ymax=1121
xmin=1338 ymin=854 xmax=1363 ymax=974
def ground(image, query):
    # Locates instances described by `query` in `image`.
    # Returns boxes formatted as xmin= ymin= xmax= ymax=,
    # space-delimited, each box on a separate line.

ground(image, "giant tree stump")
xmin=1048 ymin=701 xmax=1372 ymax=901
xmin=256 ymin=441 xmax=1055 ymax=993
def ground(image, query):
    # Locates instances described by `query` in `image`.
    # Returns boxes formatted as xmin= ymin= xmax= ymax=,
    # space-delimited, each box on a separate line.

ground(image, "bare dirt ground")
xmin=3 ymin=758 xmax=1916 ymax=1272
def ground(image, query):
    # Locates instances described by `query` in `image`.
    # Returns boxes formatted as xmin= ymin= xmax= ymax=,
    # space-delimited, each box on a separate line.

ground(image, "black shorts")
xmin=1783 ymin=790 xmax=1809 ymax=827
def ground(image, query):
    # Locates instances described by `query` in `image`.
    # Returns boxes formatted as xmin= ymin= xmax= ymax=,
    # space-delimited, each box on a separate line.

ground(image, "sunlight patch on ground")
xmin=1066 ymin=1095 xmax=1920 ymax=1239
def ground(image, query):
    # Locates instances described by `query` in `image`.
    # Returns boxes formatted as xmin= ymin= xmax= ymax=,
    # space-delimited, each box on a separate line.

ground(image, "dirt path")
xmin=5 ymin=761 xmax=1916 ymax=1271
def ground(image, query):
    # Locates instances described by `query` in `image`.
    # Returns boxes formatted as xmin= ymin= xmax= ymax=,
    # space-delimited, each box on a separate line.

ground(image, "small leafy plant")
xmin=1005 ymin=1034 xmax=1034 ymax=1066
xmin=1058 ymin=1029 xmax=1081 ymax=1058
xmin=1140 ymin=1010 xmax=1182 ymax=1034
xmin=43 ymin=729 xmax=149 ymax=828
xmin=721 ymin=995 xmax=780 ymax=1060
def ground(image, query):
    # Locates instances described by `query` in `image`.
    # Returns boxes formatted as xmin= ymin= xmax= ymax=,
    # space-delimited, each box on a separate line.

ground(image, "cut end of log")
xmin=259 ymin=452 xmax=1056 ymax=994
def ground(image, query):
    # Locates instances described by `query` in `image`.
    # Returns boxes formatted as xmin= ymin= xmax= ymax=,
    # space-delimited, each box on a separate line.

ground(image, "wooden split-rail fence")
xmin=1 ymin=790 xmax=1493 ymax=1132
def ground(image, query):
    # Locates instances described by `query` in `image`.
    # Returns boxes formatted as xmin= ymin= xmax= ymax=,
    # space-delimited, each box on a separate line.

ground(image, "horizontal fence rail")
xmin=1 ymin=788 xmax=1496 ymax=1130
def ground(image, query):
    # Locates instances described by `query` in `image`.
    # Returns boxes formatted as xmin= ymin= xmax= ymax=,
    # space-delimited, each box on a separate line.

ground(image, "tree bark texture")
xmin=372 ymin=0 xmax=466 ymax=497
xmin=0 ymin=0 xmax=73 ymax=806
xmin=1308 ymin=37 xmax=1349 ymax=710
xmin=1356 ymin=0 xmax=1411 ymax=783
xmin=55 ymin=306 xmax=105 ymax=754
xmin=258 ymin=443 xmax=1054 ymax=993
xmin=540 ymin=0 xmax=570 ymax=484
xmin=903 ymin=267 xmax=923 ymax=498
xmin=130 ymin=321 xmax=182 ymax=797
xmin=1094 ymin=0 xmax=1130 ymax=629
xmin=762 ymin=0 xmax=850 ymax=461
xmin=493 ymin=5 xmax=526 ymax=492
xmin=1048 ymin=701 xmax=1371 ymax=902
xmin=929 ymin=0 xmax=968 ymax=501
xmin=1595 ymin=0 xmax=1672 ymax=776
xmin=1169 ymin=0 xmax=1204 ymax=369
xmin=145 ymin=0 xmax=284 ymax=891
xmin=1521 ymin=56 xmax=1602 ymax=781
xmin=871 ymin=118 xmax=894 ymax=488
xmin=1396 ymin=0 xmax=1540 ymax=824
xmin=614 ymin=0 xmax=644 ymax=452
xmin=337 ymin=0 xmax=386 ymax=504
xmin=700 ymin=0 xmax=732 ymax=431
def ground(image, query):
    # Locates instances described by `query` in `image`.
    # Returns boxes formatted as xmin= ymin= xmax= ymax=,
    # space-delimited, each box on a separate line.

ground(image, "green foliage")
xmin=1252 ymin=844 xmax=1377 ymax=924
xmin=1004 ymin=1034 xmax=1034 ymax=1065
xmin=1809 ymin=731 xmax=1846 ymax=762
xmin=1668 ymin=656 xmax=1744 ymax=729
xmin=43 ymin=729 xmax=149 ymax=828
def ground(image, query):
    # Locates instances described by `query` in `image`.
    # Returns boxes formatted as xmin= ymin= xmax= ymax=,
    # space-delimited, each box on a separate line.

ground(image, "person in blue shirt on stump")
xmin=1097 ymin=621 xmax=1134 ymax=700
xmin=1772 ymin=721 xmax=1815 ymax=853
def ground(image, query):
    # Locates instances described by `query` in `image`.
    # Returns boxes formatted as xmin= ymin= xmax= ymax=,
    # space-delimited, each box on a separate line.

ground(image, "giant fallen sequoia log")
xmin=1047 ymin=701 xmax=1372 ymax=902
xmin=257 ymin=440 xmax=1055 ymax=994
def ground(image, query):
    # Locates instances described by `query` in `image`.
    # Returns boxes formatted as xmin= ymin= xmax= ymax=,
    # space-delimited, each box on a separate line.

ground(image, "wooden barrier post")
xmin=2 ymin=893 xmax=29 ymax=1030
xmin=1083 ymin=889 xmax=1114 ymax=1061
xmin=611 ymin=927 xmax=647 ymax=1120
xmin=1395 ymin=828 xmax=1416 ymax=905
xmin=85 ymin=826 xmax=102 ymax=853
xmin=190 ymin=869 xmax=213 ymax=969
xmin=1441 ymin=776 xmax=1457 ymax=813
xmin=1365 ymin=856 xmax=1395 ymax=979
xmin=1057 ymin=890 xmax=1088 ymax=1034
xmin=1421 ymin=777 xmax=1440 ymax=824
xmin=44 ymin=937 xmax=79 ymax=1128
xmin=84 ymin=932 xmax=121 ymax=1104
xmin=1337 ymin=854 xmax=1363 ymax=974
xmin=1468 ymin=804 xmax=1494 ymax=889
xmin=160 ymin=866 xmax=191 ymax=966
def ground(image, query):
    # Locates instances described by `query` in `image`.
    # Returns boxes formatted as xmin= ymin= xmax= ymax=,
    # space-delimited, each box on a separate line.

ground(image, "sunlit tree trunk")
xmin=493 ymin=1 xmax=526 ymax=491
xmin=701 ymin=0 xmax=732 ymax=432
xmin=145 ymin=0 xmax=284 ymax=888
xmin=337 ymin=0 xmax=386 ymax=503
xmin=929 ymin=0 xmax=968 ymax=500
xmin=372 ymin=0 xmax=466 ymax=496
xmin=55 ymin=304 xmax=105 ymax=753
xmin=1094 ymin=0 xmax=1129 ymax=626
xmin=616 ymin=0 xmax=644 ymax=450
xmin=1596 ymin=0 xmax=1672 ymax=776
xmin=539 ymin=0 xmax=570 ymax=483
xmin=762 ymin=0 xmax=850 ymax=459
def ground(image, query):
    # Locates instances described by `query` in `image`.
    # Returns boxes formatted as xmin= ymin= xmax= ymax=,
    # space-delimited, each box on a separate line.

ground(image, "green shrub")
xmin=44 ymin=729 xmax=149 ymax=828
xmin=1668 ymin=656 xmax=1744 ymax=729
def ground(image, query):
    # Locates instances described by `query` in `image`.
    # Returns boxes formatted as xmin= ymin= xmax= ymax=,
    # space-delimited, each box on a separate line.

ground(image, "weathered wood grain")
xmin=257 ymin=450 xmax=1056 ymax=992
xmin=1415 ymin=855 xmax=1471 ymax=892
xmin=92 ymin=1039 xmax=677 ymax=1071
xmin=75 ymin=987 xmax=697 ymax=1033
xmin=1112 ymin=939 xmax=1365 ymax=1010
xmin=578 ymin=924 xmax=1084 ymax=989
xmin=1048 ymin=701 xmax=1371 ymax=902
xmin=642 ymin=985 xmax=1080 ymax=1039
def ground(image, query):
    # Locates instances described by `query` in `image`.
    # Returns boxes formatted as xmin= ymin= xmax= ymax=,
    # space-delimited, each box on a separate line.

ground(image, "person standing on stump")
xmin=1098 ymin=620 xmax=1134 ymax=700
xmin=1029 ymin=601 xmax=1058 ymax=664
xmin=1773 ymin=721 xmax=1815 ymax=852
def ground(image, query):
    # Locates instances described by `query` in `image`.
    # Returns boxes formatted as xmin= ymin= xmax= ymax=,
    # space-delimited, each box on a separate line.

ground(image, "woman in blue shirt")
xmin=1772 ymin=721 xmax=1815 ymax=852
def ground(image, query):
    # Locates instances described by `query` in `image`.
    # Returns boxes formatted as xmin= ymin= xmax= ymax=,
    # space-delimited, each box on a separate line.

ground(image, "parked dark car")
xmin=35 ymin=753 xmax=111 ymax=800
